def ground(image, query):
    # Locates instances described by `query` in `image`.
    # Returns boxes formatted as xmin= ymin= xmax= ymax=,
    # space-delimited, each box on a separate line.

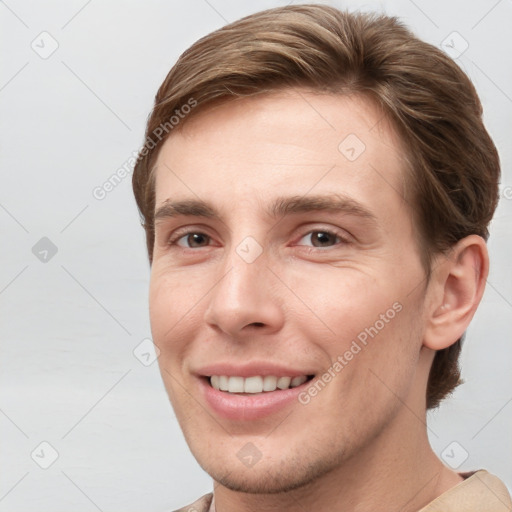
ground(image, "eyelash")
xmin=167 ymin=227 xmax=350 ymax=250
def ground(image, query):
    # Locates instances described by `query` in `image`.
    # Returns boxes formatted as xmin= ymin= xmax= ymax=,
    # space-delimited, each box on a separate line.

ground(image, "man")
xmin=131 ymin=4 xmax=511 ymax=511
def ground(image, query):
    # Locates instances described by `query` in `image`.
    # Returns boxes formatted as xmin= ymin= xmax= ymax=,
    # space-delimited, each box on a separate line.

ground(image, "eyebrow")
xmin=154 ymin=194 xmax=377 ymax=224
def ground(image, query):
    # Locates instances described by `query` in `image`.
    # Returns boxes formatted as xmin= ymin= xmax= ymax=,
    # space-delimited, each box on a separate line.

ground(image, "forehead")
xmin=153 ymin=89 xmax=409 ymax=218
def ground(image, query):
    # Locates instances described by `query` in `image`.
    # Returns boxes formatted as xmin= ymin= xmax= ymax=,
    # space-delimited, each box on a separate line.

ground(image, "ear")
xmin=423 ymin=235 xmax=489 ymax=351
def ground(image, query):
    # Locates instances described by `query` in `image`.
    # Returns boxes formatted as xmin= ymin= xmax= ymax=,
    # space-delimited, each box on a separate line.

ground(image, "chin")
xmin=195 ymin=449 xmax=343 ymax=495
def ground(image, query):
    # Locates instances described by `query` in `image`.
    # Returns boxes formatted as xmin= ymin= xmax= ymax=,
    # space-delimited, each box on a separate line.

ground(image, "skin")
xmin=148 ymin=89 xmax=488 ymax=511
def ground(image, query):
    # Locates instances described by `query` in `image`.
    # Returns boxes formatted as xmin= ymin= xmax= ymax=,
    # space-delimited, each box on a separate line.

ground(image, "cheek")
xmin=292 ymin=268 xmax=423 ymax=392
xmin=149 ymin=275 xmax=202 ymax=412
xmin=289 ymin=270 xmax=396 ymax=342
xmin=148 ymin=270 xmax=203 ymax=365
xmin=338 ymin=298 xmax=423 ymax=413
xmin=149 ymin=265 xmax=205 ymax=326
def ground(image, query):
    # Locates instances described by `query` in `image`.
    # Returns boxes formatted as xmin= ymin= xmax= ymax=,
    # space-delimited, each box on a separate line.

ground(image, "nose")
xmin=203 ymin=250 xmax=285 ymax=338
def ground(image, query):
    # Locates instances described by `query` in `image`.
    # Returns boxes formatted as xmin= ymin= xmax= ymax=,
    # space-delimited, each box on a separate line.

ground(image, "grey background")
xmin=1 ymin=1 xmax=511 ymax=510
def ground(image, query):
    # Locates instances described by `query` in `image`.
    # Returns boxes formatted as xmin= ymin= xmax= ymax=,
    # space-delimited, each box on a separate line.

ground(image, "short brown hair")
xmin=132 ymin=4 xmax=500 ymax=409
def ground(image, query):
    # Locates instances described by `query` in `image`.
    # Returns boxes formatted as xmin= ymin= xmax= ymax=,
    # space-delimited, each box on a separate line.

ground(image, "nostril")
xmin=250 ymin=322 xmax=265 ymax=327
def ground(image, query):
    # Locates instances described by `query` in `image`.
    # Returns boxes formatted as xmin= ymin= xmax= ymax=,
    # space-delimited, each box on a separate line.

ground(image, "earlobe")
xmin=423 ymin=235 xmax=489 ymax=351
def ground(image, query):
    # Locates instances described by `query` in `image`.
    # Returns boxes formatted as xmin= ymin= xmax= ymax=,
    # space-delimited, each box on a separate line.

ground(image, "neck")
xmin=213 ymin=352 xmax=463 ymax=512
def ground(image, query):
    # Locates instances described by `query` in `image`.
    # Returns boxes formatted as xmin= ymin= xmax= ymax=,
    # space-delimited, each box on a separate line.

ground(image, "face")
xmin=149 ymin=90 xmax=430 ymax=493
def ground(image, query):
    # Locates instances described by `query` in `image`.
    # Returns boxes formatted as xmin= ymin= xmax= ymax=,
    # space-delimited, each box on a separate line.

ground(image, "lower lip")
xmin=199 ymin=377 xmax=312 ymax=421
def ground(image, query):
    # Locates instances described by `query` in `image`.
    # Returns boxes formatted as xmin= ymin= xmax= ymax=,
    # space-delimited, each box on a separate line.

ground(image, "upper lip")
xmin=194 ymin=361 xmax=316 ymax=378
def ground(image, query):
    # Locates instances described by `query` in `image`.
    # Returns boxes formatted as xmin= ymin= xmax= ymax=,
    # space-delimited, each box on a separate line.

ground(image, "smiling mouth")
xmin=207 ymin=375 xmax=315 ymax=394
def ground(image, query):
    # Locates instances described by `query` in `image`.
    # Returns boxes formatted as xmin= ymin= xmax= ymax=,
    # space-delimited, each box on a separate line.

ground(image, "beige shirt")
xmin=174 ymin=470 xmax=512 ymax=512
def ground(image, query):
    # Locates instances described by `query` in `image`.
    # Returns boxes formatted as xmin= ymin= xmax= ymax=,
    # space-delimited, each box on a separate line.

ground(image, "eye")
xmin=296 ymin=230 xmax=345 ymax=248
xmin=170 ymin=231 xmax=211 ymax=248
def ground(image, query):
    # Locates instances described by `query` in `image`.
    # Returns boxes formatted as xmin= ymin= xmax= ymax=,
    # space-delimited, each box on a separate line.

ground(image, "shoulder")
xmin=419 ymin=470 xmax=512 ymax=511
xmin=172 ymin=492 xmax=213 ymax=512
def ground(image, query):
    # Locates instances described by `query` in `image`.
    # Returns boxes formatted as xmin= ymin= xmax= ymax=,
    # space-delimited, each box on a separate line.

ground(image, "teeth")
xmin=276 ymin=376 xmax=291 ymax=389
xmin=244 ymin=376 xmax=263 ymax=393
xmin=291 ymin=375 xmax=308 ymax=387
xmin=210 ymin=375 xmax=220 ymax=390
xmin=228 ymin=376 xmax=244 ymax=393
xmin=219 ymin=375 xmax=229 ymax=391
xmin=209 ymin=375 xmax=309 ymax=393
xmin=263 ymin=375 xmax=277 ymax=391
